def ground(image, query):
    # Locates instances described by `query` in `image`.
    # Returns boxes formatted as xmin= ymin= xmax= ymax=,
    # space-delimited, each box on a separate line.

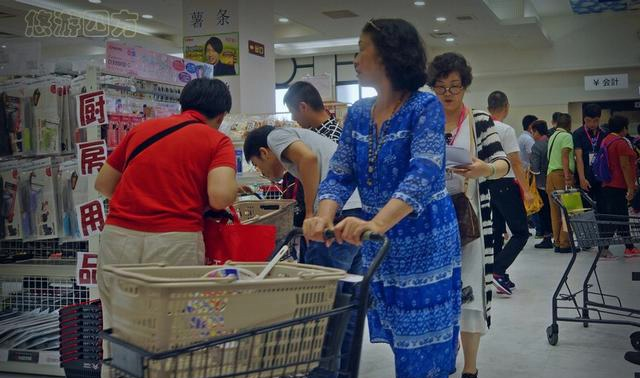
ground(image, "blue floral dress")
xmin=318 ymin=92 xmax=462 ymax=378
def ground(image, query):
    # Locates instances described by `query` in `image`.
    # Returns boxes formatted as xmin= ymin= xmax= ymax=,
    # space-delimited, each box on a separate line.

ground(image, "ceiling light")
xmin=414 ymin=1 xmax=426 ymax=6
xmin=433 ymin=29 xmax=440 ymax=32
xmin=445 ymin=37 xmax=455 ymax=42
xmin=142 ymin=14 xmax=153 ymax=19
xmin=436 ymin=16 xmax=447 ymax=22
xmin=88 ymin=0 xmax=101 ymax=3
xmin=278 ymin=17 xmax=290 ymax=23
xmin=1 ymin=45 xmax=6 ymax=48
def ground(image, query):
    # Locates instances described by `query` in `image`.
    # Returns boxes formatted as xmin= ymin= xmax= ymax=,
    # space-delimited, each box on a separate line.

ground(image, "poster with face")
xmin=184 ymin=33 xmax=239 ymax=77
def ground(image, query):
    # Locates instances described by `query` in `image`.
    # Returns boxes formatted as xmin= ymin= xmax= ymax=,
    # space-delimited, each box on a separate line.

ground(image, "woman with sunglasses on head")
xmin=304 ymin=19 xmax=461 ymax=378
xmin=427 ymin=52 xmax=510 ymax=378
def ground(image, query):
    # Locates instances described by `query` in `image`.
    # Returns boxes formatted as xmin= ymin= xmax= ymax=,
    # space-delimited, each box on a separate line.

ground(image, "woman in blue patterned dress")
xmin=303 ymin=19 xmax=461 ymax=378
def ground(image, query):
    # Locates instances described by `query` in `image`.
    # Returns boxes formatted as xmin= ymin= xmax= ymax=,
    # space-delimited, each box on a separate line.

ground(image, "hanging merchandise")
xmin=18 ymin=158 xmax=59 ymax=241
xmin=59 ymin=85 xmax=73 ymax=153
xmin=3 ymin=91 xmax=25 ymax=156
xmin=57 ymin=160 xmax=90 ymax=242
xmin=31 ymin=83 xmax=61 ymax=155
xmin=0 ymin=93 xmax=12 ymax=156
xmin=0 ymin=161 xmax=23 ymax=240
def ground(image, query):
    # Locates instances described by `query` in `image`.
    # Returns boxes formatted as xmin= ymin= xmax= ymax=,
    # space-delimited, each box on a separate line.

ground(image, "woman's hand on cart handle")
xmin=303 ymin=216 xmax=335 ymax=246
xmin=334 ymin=217 xmax=385 ymax=246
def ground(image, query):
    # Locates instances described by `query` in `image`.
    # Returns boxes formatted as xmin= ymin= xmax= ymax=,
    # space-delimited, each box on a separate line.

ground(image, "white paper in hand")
xmin=446 ymin=146 xmax=472 ymax=168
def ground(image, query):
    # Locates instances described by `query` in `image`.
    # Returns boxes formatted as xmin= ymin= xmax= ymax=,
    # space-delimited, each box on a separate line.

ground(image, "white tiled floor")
xmin=2 ymin=239 xmax=639 ymax=378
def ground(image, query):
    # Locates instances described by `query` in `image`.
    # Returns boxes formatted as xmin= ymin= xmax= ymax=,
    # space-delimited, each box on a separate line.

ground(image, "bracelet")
xmin=486 ymin=163 xmax=496 ymax=179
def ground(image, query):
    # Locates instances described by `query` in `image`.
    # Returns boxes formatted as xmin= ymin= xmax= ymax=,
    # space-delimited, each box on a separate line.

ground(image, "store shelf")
xmin=0 ymin=262 xmax=76 ymax=278
xmin=0 ymin=348 xmax=63 ymax=376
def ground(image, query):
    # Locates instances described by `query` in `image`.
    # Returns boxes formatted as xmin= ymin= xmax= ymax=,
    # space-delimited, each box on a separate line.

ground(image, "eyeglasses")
xmin=367 ymin=18 xmax=381 ymax=32
xmin=432 ymin=85 xmax=464 ymax=95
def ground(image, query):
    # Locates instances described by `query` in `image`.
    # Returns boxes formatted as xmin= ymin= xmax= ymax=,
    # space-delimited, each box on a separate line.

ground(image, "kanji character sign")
xmin=76 ymin=199 xmax=106 ymax=238
xmin=76 ymin=252 xmax=98 ymax=287
xmin=77 ymin=140 xmax=107 ymax=175
xmin=76 ymin=90 xmax=108 ymax=128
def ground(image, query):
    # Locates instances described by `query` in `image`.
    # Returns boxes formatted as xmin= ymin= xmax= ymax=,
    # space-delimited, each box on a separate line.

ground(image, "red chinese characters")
xmin=76 ymin=252 xmax=98 ymax=287
xmin=77 ymin=140 xmax=107 ymax=175
xmin=76 ymin=200 xmax=105 ymax=238
xmin=76 ymin=90 xmax=108 ymax=128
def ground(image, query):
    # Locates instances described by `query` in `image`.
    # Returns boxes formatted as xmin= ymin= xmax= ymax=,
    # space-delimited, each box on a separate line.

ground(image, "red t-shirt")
xmin=602 ymin=133 xmax=637 ymax=189
xmin=106 ymin=110 xmax=236 ymax=232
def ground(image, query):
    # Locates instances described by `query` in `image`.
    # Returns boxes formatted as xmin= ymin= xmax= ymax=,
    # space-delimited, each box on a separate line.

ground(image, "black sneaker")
xmin=535 ymin=233 xmax=545 ymax=239
xmin=504 ymin=273 xmax=516 ymax=290
xmin=462 ymin=370 xmax=478 ymax=378
xmin=535 ymin=238 xmax=554 ymax=249
xmin=554 ymin=246 xmax=572 ymax=254
xmin=492 ymin=274 xmax=512 ymax=295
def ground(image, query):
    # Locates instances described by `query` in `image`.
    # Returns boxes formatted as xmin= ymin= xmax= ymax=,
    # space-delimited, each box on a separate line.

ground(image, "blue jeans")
xmin=303 ymin=237 xmax=362 ymax=378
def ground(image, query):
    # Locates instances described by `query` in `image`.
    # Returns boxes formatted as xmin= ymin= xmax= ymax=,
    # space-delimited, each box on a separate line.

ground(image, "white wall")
xmin=238 ymin=0 xmax=275 ymax=114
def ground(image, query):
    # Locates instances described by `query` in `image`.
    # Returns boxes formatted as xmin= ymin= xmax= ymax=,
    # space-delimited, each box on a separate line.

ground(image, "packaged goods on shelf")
xmin=18 ymin=158 xmax=60 ymax=241
xmin=1 ymin=160 xmax=23 ymax=240
xmin=57 ymin=160 xmax=90 ymax=243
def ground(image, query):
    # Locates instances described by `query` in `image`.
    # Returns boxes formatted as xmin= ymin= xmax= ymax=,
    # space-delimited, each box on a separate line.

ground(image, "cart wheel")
xmin=631 ymin=331 xmax=640 ymax=351
xmin=547 ymin=325 xmax=558 ymax=346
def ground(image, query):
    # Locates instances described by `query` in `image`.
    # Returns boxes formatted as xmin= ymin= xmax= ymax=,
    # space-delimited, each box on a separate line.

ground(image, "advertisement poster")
xmin=105 ymin=41 xmax=214 ymax=86
xmin=183 ymin=33 xmax=239 ymax=77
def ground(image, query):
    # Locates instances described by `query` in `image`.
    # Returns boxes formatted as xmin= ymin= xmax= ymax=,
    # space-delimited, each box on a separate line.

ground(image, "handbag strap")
xmin=123 ymin=119 xmax=201 ymax=170
xmin=464 ymin=109 xmax=476 ymax=193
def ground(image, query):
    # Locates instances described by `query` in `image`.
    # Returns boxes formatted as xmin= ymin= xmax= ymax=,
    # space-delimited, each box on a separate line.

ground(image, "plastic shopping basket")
xmin=234 ymin=200 xmax=295 ymax=241
xmin=101 ymin=256 xmax=346 ymax=377
xmin=103 ymin=230 xmax=391 ymax=378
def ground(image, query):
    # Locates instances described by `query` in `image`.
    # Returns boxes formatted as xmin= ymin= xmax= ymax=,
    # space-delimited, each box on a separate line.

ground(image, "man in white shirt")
xmin=486 ymin=91 xmax=531 ymax=296
xmin=519 ymin=114 xmax=538 ymax=170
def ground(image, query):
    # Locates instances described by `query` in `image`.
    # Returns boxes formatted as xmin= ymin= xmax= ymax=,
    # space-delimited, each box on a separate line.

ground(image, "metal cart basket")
xmin=102 ymin=230 xmax=389 ymax=378
xmin=547 ymin=188 xmax=640 ymax=346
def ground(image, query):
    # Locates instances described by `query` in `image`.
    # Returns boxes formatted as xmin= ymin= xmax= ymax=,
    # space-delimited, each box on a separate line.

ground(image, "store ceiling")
xmin=0 ymin=0 xmax=638 ymax=60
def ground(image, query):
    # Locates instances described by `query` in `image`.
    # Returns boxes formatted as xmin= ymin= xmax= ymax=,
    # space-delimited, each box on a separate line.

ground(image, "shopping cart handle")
xmin=323 ymin=229 xmax=386 ymax=243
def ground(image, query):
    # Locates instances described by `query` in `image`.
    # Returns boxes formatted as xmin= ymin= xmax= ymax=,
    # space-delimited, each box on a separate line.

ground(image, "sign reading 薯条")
xmin=584 ymin=74 xmax=628 ymax=91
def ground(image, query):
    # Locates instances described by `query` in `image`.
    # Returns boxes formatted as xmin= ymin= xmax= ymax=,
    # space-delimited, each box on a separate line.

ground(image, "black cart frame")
xmin=547 ymin=188 xmax=640 ymax=346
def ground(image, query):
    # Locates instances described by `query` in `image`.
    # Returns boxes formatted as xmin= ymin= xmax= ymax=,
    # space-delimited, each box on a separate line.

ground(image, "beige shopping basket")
xmin=234 ymin=200 xmax=295 ymax=241
xmin=102 ymin=261 xmax=346 ymax=377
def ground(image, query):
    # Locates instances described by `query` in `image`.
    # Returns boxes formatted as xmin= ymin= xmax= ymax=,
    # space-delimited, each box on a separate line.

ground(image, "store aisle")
xmin=360 ymin=239 xmax=640 ymax=378
xmin=2 ymin=240 xmax=638 ymax=378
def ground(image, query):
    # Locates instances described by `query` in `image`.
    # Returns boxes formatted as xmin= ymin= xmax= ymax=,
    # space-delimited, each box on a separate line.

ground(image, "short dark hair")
xmin=522 ymin=115 xmax=538 ymax=131
xmin=362 ymin=19 xmax=427 ymax=92
xmin=205 ymin=37 xmax=223 ymax=54
xmin=557 ymin=113 xmax=572 ymax=131
xmin=179 ymin=78 xmax=231 ymax=119
xmin=283 ymin=81 xmax=324 ymax=111
xmin=487 ymin=90 xmax=509 ymax=112
xmin=243 ymin=125 xmax=275 ymax=161
xmin=530 ymin=120 xmax=548 ymax=136
xmin=607 ymin=115 xmax=629 ymax=133
xmin=552 ymin=112 xmax=562 ymax=124
xmin=583 ymin=103 xmax=602 ymax=119
xmin=427 ymin=52 xmax=473 ymax=88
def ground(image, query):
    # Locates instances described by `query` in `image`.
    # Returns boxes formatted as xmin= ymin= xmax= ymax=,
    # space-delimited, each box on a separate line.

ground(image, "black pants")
xmin=538 ymin=188 xmax=553 ymax=237
xmin=599 ymin=187 xmax=634 ymax=249
xmin=488 ymin=178 xmax=530 ymax=275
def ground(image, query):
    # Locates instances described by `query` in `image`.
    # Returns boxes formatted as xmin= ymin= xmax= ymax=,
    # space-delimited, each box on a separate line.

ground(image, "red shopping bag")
xmin=203 ymin=206 xmax=277 ymax=265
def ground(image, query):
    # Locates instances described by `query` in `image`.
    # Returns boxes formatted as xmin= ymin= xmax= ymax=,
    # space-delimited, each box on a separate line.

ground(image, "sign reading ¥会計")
xmin=584 ymin=73 xmax=628 ymax=91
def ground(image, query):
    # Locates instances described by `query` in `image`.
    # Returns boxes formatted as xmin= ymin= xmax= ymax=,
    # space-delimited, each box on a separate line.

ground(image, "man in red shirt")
xmin=94 ymin=78 xmax=238 ymax=370
xmin=598 ymin=115 xmax=640 ymax=259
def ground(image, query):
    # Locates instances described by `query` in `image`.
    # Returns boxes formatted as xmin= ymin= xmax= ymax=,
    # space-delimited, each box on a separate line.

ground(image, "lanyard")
xmin=583 ymin=125 xmax=600 ymax=150
xmin=448 ymin=105 xmax=467 ymax=146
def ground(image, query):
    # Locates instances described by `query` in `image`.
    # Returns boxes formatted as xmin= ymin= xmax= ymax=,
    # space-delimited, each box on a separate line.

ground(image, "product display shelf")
xmin=0 ymin=67 xmax=103 ymax=377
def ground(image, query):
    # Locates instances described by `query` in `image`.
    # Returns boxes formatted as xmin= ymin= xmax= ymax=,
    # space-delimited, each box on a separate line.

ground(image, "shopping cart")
xmin=547 ymin=188 xmax=640 ymax=346
xmin=102 ymin=229 xmax=389 ymax=378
